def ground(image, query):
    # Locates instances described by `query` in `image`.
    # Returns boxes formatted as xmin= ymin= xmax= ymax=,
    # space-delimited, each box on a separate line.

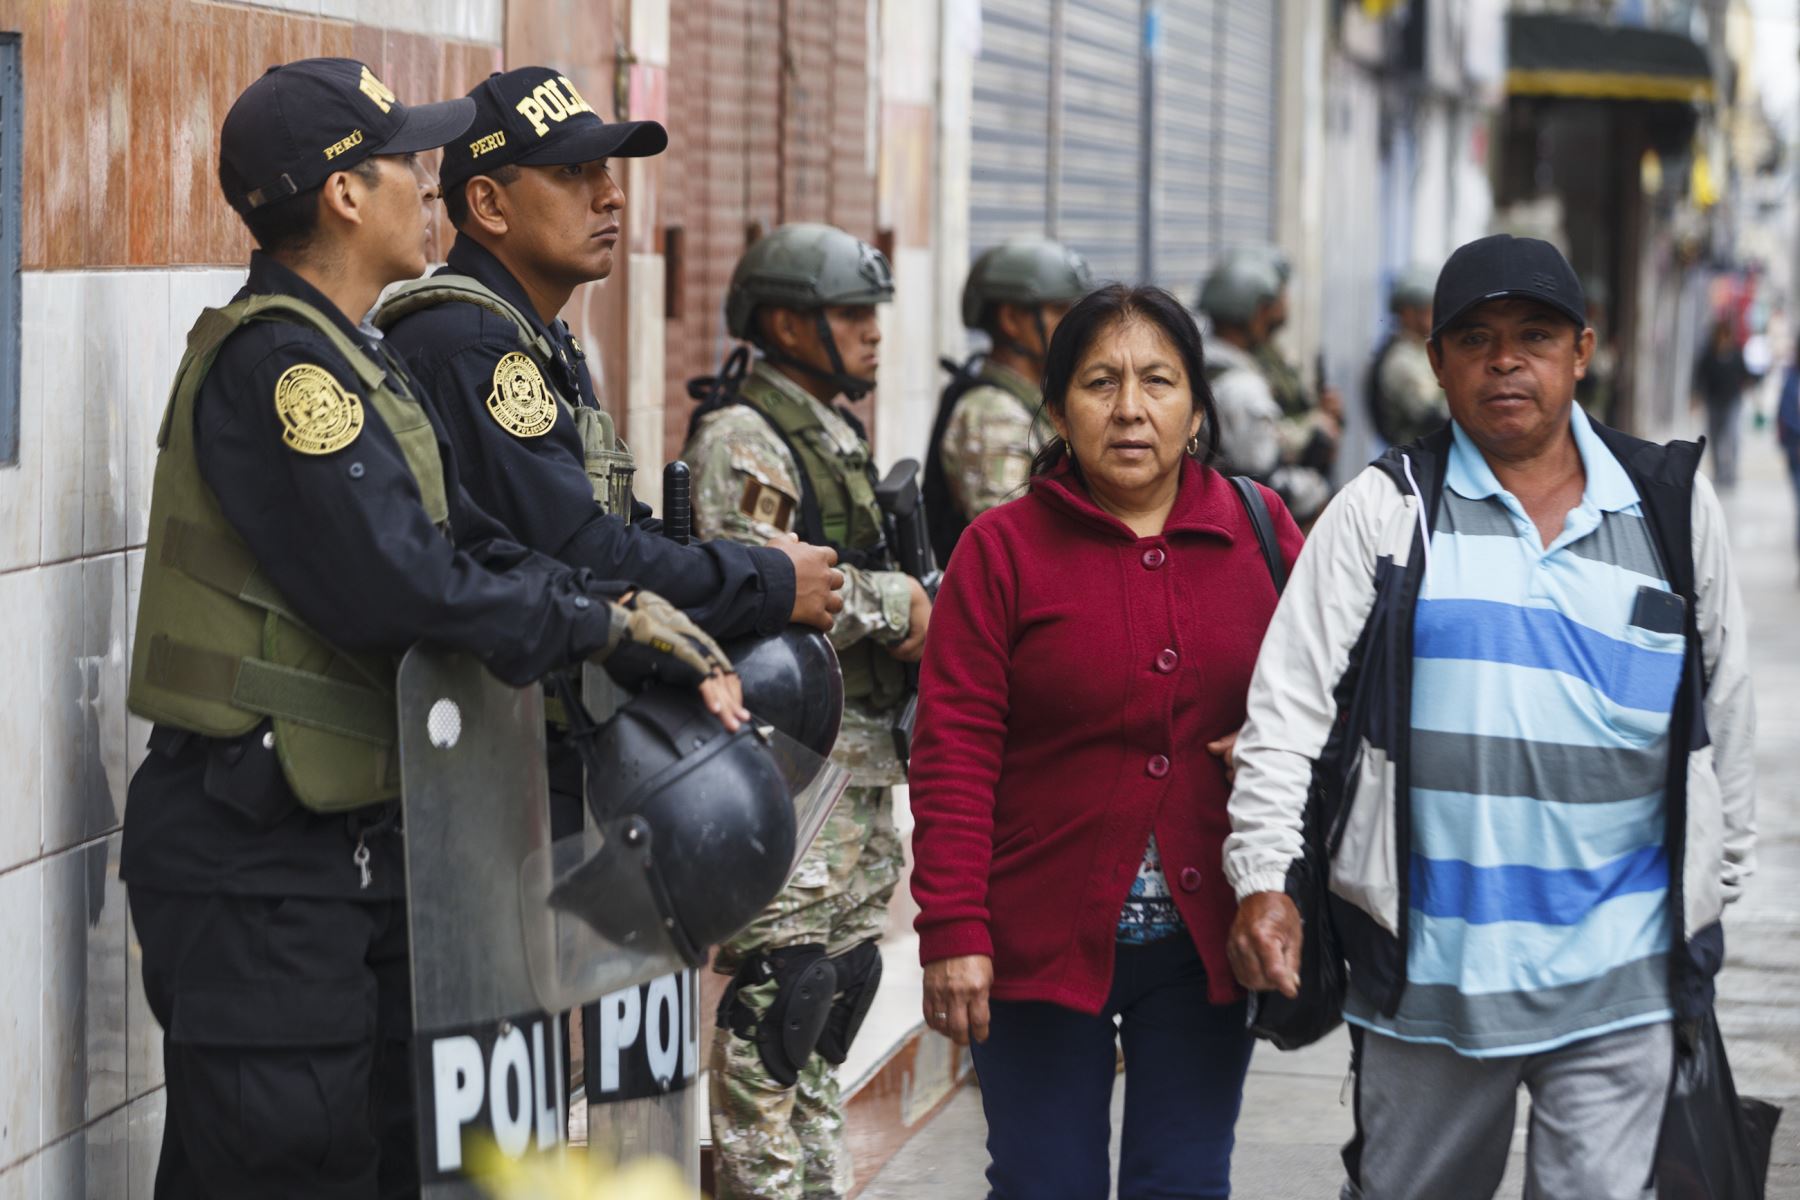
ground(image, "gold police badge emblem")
xmin=487 ymin=352 xmax=557 ymax=438
xmin=274 ymin=363 xmax=364 ymax=455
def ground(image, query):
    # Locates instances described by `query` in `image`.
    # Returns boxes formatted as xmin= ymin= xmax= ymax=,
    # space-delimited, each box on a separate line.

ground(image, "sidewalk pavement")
xmin=863 ymin=430 xmax=1800 ymax=1199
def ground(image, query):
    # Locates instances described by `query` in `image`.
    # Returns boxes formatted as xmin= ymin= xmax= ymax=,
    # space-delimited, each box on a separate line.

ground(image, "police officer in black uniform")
xmin=377 ymin=65 xmax=843 ymax=645
xmin=120 ymin=58 xmax=741 ymax=1199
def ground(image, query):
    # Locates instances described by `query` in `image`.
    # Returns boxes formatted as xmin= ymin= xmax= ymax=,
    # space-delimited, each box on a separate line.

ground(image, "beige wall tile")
xmin=36 ymin=274 xmax=87 ymax=564
xmin=0 ymin=275 xmax=47 ymax=573
xmin=82 ymin=276 xmax=129 ymax=557
xmin=42 ymin=554 xmax=126 ymax=856
xmin=0 ymin=568 xmax=46 ymax=871
xmin=0 ymin=862 xmax=44 ymax=1164
xmin=0 ymin=1154 xmax=39 ymax=1199
xmin=38 ymin=1106 xmax=129 ymax=1200
xmin=41 ymin=837 xmax=129 ymax=1146
xmin=123 ymin=274 xmax=174 ymax=551
xmin=125 ymin=1090 xmax=164 ymax=1197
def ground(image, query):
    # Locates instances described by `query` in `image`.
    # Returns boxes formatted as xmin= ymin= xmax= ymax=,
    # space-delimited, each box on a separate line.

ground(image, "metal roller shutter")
xmin=1057 ymin=0 xmax=1145 ymax=283
xmin=970 ymin=0 xmax=1055 ymax=255
xmin=1150 ymin=0 xmax=1220 ymax=298
xmin=1213 ymin=0 xmax=1279 ymax=251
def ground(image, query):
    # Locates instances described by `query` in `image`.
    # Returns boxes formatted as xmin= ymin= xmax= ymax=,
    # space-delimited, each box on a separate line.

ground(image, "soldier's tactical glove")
xmin=596 ymin=589 xmax=734 ymax=689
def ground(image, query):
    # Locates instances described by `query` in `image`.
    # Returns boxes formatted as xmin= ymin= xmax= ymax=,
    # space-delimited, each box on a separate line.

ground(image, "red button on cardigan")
xmin=909 ymin=459 xmax=1304 ymax=1014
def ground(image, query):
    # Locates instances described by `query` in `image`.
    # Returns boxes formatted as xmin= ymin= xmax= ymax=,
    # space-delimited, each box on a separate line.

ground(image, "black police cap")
xmin=438 ymin=66 xmax=668 ymax=195
xmin=220 ymin=57 xmax=475 ymax=213
xmin=1431 ymin=234 xmax=1587 ymax=341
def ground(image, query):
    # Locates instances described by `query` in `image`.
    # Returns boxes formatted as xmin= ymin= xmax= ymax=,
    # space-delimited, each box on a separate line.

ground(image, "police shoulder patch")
xmin=274 ymin=363 xmax=364 ymax=455
xmin=486 ymin=352 xmax=558 ymax=438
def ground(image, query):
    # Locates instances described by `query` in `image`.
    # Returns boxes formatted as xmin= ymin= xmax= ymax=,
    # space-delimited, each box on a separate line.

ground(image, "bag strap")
xmin=1229 ymin=475 xmax=1286 ymax=595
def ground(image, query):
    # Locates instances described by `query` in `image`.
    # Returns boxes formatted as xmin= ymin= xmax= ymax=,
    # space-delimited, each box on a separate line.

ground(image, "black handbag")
xmin=1655 ymin=1009 xmax=1783 ymax=1199
xmin=1228 ymin=476 xmax=1348 ymax=1051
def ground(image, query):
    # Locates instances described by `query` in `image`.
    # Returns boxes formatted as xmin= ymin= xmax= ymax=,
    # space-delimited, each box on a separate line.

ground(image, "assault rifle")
xmin=873 ymin=459 xmax=942 ymax=769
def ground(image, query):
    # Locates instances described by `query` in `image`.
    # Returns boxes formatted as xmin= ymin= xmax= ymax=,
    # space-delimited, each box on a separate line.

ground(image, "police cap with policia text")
xmin=220 ymin=57 xmax=476 ymax=213
xmin=438 ymin=66 xmax=668 ymax=194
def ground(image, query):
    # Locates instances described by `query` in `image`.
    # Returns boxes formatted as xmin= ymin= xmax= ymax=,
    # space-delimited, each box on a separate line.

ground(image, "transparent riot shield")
xmin=521 ymin=666 xmax=850 ymax=1182
xmin=398 ymin=646 xmax=592 ymax=1196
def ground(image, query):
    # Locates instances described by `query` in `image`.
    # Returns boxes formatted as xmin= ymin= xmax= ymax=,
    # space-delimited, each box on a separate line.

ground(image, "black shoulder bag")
xmin=1227 ymin=476 xmax=1348 ymax=1051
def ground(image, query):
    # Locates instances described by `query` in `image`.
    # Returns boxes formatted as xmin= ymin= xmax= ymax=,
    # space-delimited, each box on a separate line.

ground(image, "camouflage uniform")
xmin=938 ymin=362 xmax=1050 ymax=520
xmin=685 ymin=360 xmax=910 ymax=1200
xmin=1373 ymin=331 xmax=1447 ymax=445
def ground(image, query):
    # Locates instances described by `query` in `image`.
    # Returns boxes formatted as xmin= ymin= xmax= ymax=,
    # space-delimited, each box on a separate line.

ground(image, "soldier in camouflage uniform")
xmin=1198 ymin=252 xmax=1334 ymax=524
xmin=922 ymin=238 xmax=1092 ymax=566
xmin=681 ymin=223 xmax=931 ymax=1200
xmin=1367 ymin=263 xmax=1448 ymax=446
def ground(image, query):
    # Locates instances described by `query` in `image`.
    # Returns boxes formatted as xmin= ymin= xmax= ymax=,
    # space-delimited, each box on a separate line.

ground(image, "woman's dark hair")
xmin=1029 ymin=283 xmax=1220 ymax=477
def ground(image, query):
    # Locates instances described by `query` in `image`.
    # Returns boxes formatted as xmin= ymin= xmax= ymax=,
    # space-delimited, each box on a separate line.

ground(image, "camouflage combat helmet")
xmin=1198 ymin=253 xmax=1283 ymax=326
xmin=1223 ymin=243 xmax=1292 ymax=287
xmin=960 ymin=238 xmax=1094 ymax=329
xmin=726 ymin=223 xmax=895 ymax=341
xmin=1390 ymin=263 xmax=1437 ymax=312
xmin=725 ymin=223 xmax=895 ymax=399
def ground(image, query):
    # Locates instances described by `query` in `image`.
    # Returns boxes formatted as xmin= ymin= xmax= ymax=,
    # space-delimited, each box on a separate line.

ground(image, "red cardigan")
xmin=909 ymin=458 xmax=1303 ymax=1013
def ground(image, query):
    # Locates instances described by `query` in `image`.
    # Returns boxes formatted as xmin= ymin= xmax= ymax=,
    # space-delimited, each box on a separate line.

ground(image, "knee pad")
xmin=717 ymin=944 xmax=836 ymax=1088
xmin=815 ymin=939 xmax=883 ymax=1066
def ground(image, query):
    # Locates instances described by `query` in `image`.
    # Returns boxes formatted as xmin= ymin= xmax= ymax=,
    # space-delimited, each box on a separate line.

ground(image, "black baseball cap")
xmin=438 ymin=66 xmax=668 ymax=194
xmin=220 ymin=57 xmax=476 ymax=213
xmin=1431 ymin=234 xmax=1587 ymax=341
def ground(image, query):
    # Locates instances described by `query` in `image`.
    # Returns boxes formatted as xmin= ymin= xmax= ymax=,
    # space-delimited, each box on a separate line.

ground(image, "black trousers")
xmin=129 ymin=886 xmax=418 ymax=1199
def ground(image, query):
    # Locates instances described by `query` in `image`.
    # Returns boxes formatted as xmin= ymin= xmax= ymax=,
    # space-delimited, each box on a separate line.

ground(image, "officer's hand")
xmin=887 ymin=576 xmax=933 ymax=664
xmin=1227 ymin=891 xmax=1302 ymax=999
xmin=766 ymin=533 xmax=845 ymax=631
xmin=599 ymin=590 xmax=748 ymax=728
xmin=923 ymin=954 xmax=993 ymax=1046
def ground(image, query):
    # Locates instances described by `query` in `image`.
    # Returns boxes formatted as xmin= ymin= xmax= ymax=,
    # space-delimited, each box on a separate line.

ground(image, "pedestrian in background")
xmin=1197 ymin=253 xmax=1333 ymax=524
xmin=1366 ymin=263 xmax=1446 ymax=448
xmin=1226 ymin=235 xmax=1755 ymax=1200
xmin=1778 ymin=335 xmax=1800 ymax=574
xmin=911 ymin=284 xmax=1303 ymax=1200
xmin=1693 ymin=316 xmax=1752 ymax=487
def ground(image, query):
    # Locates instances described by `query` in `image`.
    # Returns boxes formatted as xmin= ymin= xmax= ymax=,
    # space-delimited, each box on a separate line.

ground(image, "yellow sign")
xmin=359 ymin=66 xmax=397 ymax=113
xmin=274 ymin=363 xmax=364 ymax=455
xmin=487 ymin=353 xmax=558 ymax=438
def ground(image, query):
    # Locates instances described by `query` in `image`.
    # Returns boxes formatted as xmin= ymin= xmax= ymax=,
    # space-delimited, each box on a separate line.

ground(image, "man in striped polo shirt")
xmin=1225 ymin=235 xmax=1756 ymax=1200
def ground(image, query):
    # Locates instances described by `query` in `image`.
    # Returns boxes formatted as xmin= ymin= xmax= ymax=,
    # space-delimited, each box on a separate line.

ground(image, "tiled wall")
xmin=0 ymin=0 xmax=506 ymax=1193
xmin=0 ymin=266 xmax=244 ymax=1197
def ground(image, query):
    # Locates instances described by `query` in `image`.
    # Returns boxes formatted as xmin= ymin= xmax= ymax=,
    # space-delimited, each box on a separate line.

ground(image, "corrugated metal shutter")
xmin=969 ymin=0 xmax=1054 ymax=253
xmin=1058 ymin=0 xmax=1144 ymax=283
xmin=1213 ymin=0 xmax=1279 ymax=250
xmin=1150 ymin=0 xmax=1219 ymax=298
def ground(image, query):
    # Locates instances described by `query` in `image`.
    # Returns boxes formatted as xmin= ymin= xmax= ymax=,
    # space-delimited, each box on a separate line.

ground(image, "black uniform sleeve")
xmin=194 ymin=333 xmax=618 ymax=686
xmin=416 ymin=338 xmax=797 ymax=641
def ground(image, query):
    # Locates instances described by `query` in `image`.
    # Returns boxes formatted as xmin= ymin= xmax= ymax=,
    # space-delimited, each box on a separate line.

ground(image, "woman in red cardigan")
xmin=909 ymin=284 xmax=1303 ymax=1199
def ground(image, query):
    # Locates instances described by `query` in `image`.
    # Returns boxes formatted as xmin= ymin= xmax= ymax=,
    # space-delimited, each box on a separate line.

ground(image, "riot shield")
xmin=399 ymin=651 xmax=848 ymax=1191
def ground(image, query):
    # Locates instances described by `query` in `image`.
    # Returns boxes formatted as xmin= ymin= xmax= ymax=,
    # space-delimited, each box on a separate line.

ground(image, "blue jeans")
xmin=970 ymin=935 xmax=1255 ymax=1200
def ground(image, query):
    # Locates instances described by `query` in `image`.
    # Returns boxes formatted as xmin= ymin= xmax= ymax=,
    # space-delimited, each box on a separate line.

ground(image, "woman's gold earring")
xmin=1062 ymin=438 xmax=1072 ymax=454
xmin=1186 ymin=434 xmax=1200 ymax=456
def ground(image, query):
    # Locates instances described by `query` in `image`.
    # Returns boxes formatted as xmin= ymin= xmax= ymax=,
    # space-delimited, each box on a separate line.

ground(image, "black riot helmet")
xmin=548 ymin=684 xmax=796 ymax=964
xmin=722 ymin=627 xmax=844 ymax=758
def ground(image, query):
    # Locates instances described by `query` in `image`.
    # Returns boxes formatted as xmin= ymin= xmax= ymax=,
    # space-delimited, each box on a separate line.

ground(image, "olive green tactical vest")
xmin=127 ymin=296 xmax=450 ymax=814
xmin=979 ymin=362 xmax=1053 ymax=445
xmin=738 ymin=369 xmax=905 ymax=709
xmin=374 ymin=276 xmax=637 ymax=517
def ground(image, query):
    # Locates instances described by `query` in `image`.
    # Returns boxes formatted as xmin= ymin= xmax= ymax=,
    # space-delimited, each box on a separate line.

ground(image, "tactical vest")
xmin=127 ymin=296 xmax=450 ymax=814
xmin=922 ymin=357 xmax=1045 ymax=567
xmin=737 ymin=369 xmax=906 ymax=710
xmin=375 ymin=275 xmax=637 ymax=516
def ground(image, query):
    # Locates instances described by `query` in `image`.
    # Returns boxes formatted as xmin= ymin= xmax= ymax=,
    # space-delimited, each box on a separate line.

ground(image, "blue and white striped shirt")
xmin=1345 ymin=410 xmax=1683 ymax=1056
